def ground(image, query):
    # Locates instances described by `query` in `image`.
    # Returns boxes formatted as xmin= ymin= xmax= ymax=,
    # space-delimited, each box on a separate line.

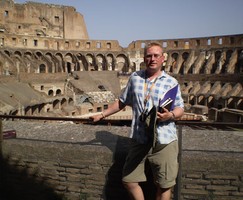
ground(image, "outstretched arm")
xmin=90 ymin=100 xmax=126 ymax=122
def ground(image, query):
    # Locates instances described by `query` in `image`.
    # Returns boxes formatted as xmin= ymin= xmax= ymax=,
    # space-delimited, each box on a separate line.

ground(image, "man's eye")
xmin=146 ymin=54 xmax=161 ymax=59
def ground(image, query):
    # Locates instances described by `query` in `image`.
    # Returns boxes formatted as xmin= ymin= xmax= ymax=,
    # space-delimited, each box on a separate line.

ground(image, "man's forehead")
xmin=147 ymin=46 xmax=163 ymax=53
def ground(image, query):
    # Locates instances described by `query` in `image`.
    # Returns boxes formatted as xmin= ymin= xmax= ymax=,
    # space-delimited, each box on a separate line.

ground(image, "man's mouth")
xmin=149 ymin=62 xmax=157 ymax=66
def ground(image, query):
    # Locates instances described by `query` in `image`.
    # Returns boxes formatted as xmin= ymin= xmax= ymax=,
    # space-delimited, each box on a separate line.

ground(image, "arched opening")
xmin=68 ymin=98 xmax=74 ymax=106
xmin=56 ymin=89 xmax=62 ymax=96
xmin=116 ymin=54 xmax=129 ymax=73
xmin=171 ymin=53 xmax=179 ymax=73
xmin=106 ymin=54 xmax=115 ymax=71
xmin=25 ymin=106 xmax=32 ymax=115
xmin=86 ymin=54 xmax=96 ymax=71
xmin=67 ymin=62 xmax=72 ymax=73
xmin=39 ymin=64 xmax=46 ymax=73
xmin=180 ymin=52 xmax=190 ymax=74
xmin=96 ymin=54 xmax=106 ymax=70
xmin=61 ymin=98 xmax=67 ymax=107
xmin=53 ymin=99 xmax=60 ymax=109
xmin=48 ymin=90 xmax=54 ymax=96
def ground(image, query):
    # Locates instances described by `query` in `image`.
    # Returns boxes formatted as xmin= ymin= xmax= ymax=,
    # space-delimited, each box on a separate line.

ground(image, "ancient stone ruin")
xmin=0 ymin=0 xmax=243 ymax=122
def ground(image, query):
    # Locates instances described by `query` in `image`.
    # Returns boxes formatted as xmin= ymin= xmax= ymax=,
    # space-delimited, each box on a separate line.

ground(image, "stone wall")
xmin=1 ymin=137 xmax=126 ymax=200
xmin=181 ymin=152 xmax=243 ymax=200
xmin=0 ymin=0 xmax=88 ymax=40
xmin=1 ymin=121 xmax=243 ymax=200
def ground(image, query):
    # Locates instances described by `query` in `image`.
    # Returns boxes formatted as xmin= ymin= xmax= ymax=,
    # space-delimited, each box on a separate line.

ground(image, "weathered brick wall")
xmin=1 ymin=121 xmax=243 ymax=200
xmin=181 ymin=152 xmax=243 ymax=200
xmin=1 ymin=136 xmax=130 ymax=200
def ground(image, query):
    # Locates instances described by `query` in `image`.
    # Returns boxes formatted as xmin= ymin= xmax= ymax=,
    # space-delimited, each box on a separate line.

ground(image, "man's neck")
xmin=146 ymin=69 xmax=161 ymax=80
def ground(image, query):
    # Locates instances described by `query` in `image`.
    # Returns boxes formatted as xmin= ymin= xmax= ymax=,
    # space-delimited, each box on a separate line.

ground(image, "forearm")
xmin=90 ymin=99 xmax=125 ymax=122
xmin=102 ymin=100 xmax=125 ymax=118
xmin=171 ymin=107 xmax=184 ymax=119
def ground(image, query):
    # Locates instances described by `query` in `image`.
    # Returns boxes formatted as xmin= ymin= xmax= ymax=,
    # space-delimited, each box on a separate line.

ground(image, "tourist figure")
xmin=90 ymin=42 xmax=184 ymax=200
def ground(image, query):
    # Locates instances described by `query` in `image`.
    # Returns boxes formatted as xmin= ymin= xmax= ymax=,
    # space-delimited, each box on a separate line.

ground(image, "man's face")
xmin=144 ymin=46 xmax=164 ymax=73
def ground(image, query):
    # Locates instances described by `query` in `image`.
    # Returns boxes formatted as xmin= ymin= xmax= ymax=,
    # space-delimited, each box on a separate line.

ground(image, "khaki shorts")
xmin=122 ymin=140 xmax=178 ymax=189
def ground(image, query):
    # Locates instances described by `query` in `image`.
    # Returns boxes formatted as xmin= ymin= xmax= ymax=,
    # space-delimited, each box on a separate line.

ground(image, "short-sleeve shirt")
xmin=119 ymin=70 xmax=184 ymax=144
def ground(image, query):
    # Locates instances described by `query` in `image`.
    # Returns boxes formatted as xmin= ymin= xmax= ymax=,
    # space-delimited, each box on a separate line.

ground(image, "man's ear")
xmin=161 ymin=55 xmax=165 ymax=62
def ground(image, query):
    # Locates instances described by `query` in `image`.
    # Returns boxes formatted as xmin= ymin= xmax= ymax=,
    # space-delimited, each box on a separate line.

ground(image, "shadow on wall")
xmin=0 ymin=155 xmax=63 ymax=200
xmin=0 ymin=130 xmax=157 ymax=200
xmin=92 ymin=131 xmax=157 ymax=200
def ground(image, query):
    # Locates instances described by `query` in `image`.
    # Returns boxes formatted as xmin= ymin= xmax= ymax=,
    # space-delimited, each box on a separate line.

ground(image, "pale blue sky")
xmin=15 ymin=0 xmax=243 ymax=47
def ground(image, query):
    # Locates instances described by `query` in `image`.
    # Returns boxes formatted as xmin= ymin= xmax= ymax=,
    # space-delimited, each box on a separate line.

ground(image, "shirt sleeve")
xmin=119 ymin=75 xmax=134 ymax=107
xmin=174 ymin=84 xmax=184 ymax=109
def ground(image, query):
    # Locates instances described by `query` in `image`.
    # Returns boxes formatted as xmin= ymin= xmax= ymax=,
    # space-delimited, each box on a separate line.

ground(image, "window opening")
xmin=162 ymin=41 xmax=167 ymax=48
xmin=196 ymin=40 xmax=200 ymax=46
xmin=34 ymin=39 xmax=38 ymax=47
xmin=54 ymin=16 xmax=60 ymax=23
xmin=65 ymin=41 xmax=69 ymax=48
xmin=23 ymin=39 xmax=27 ymax=46
xmin=107 ymin=42 xmax=111 ymax=48
xmin=207 ymin=39 xmax=211 ymax=46
xmin=4 ymin=11 xmax=9 ymax=17
xmin=96 ymin=42 xmax=101 ymax=48
xmin=86 ymin=42 xmax=91 ymax=49
xmin=218 ymin=38 xmax=222 ymax=45
xmin=12 ymin=38 xmax=16 ymax=45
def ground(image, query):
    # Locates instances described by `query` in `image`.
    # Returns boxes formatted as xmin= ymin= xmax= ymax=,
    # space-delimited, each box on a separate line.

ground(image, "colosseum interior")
xmin=0 ymin=0 xmax=243 ymax=123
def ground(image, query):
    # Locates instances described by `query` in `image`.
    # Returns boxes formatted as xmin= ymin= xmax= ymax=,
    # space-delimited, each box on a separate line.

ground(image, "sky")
xmin=15 ymin=0 xmax=243 ymax=47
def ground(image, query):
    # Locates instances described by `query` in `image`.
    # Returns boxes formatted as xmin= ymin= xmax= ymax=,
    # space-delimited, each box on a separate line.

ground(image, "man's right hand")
xmin=89 ymin=113 xmax=104 ymax=122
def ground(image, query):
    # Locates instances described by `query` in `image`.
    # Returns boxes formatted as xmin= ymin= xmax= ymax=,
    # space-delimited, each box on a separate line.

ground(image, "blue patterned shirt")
xmin=119 ymin=70 xmax=184 ymax=144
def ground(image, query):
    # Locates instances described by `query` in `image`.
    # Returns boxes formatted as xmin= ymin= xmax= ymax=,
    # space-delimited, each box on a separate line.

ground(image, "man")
xmin=91 ymin=42 xmax=184 ymax=200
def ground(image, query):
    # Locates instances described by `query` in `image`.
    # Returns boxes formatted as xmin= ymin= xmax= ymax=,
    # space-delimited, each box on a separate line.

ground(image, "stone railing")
xmin=0 ymin=116 xmax=242 ymax=200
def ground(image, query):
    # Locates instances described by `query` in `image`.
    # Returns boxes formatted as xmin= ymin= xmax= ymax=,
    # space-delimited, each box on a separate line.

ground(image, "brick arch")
xmin=1 ymin=50 xmax=16 ymax=75
xmin=48 ymin=89 xmax=54 ymax=96
xmin=4 ymin=50 xmax=11 ymax=57
xmin=13 ymin=50 xmax=27 ymax=73
xmin=55 ymin=53 xmax=64 ymax=72
xmin=68 ymin=98 xmax=74 ymax=106
xmin=64 ymin=53 xmax=74 ymax=73
xmin=14 ymin=50 xmax=22 ymax=57
xmin=24 ymin=51 xmax=33 ymax=59
xmin=56 ymin=89 xmax=62 ymax=96
xmin=53 ymin=99 xmax=60 ymax=109
xmin=61 ymin=98 xmax=68 ymax=107
xmin=170 ymin=52 xmax=179 ymax=73
xmin=116 ymin=54 xmax=129 ymax=73
xmin=96 ymin=53 xmax=106 ymax=71
xmin=180 ymin=51 xmax=190 ymax=74
xmin=34 ymin=51 xmax=49 ymax=73
xmin=76 ymin=53 xmax=88 ymax=71
xmin=35 ymin=51 xmax=43 ymax=58
xmin=85 ymin=53 xmax=97 ymax=71
xmin=46 ymin=52 xmax=62 ymax=73
xmin=22 ymin=51 xmax=35 ymax=73
xmin=210 ymin=50 xmax=222 ymax=74
xmin=44 ymin=52 xmax=54 ymax=73
xmin=236 ymin=49 xmax=243 ymax=73
xmin=105 ymin=53 xmax=116 ymax=71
